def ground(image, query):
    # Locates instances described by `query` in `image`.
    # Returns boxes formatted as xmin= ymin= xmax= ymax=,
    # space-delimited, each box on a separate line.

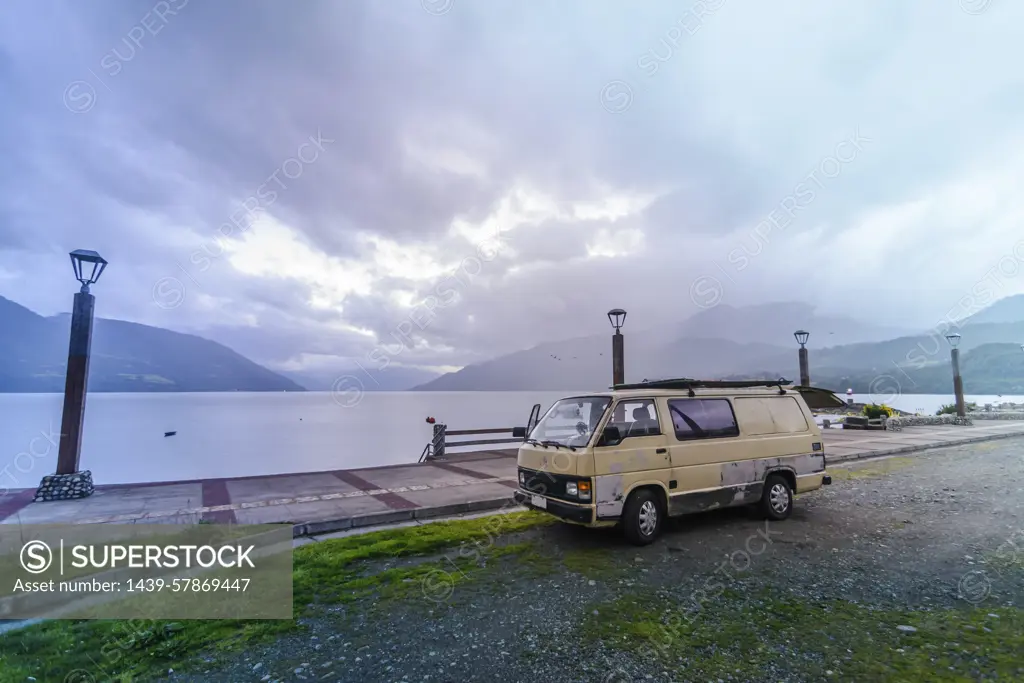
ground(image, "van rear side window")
xmin=733 ymin=396 xmax=810 ymax=434
xmin=766 ymin=396 xmax=809 ymax=432
xmin=667 ymin=398 xmax=739 ymax=441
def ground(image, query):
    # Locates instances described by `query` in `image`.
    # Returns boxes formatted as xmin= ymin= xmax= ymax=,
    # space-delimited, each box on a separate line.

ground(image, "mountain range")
xmin=412 ymin=298 xmax=1024 ymax=394
xmin=5 ymin=293 xmax=1024 ymax=394
xmin=759 ymin=343 xmax=1024 ymax=397
xmin=0 ymin=296 xmax=302 ymax=392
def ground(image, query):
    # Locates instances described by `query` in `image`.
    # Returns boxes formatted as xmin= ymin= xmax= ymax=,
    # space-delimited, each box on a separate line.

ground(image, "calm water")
xmin=0 ymin=391 xmax=1018 ymax=486
xmin=0 ymin=391 xmax=572 ymax=486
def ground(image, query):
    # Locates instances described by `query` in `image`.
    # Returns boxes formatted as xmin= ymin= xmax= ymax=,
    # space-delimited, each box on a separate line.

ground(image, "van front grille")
xmin=518 ymin=467 xmax=578 ymax=502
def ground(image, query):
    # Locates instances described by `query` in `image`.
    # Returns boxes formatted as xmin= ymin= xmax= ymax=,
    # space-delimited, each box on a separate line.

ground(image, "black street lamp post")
xmin=608 ymin=309 xmax=626 ymax=386
xmin=794 ymin=330 xmax=810 ymax=387
xmin=34 ymin=250 xmax=107 ymax=502
xmin=608 ymin=308 xmax=626 ymax=422
xmin=946 ymin=332 xmax=966 ymax=419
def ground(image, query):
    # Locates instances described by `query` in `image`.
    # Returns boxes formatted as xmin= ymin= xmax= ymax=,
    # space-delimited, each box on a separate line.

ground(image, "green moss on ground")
xmin=561 ymin=547 xmax=629 ymax=581
xmin=0 ymin=510 xmax=553 ymax=683
xmin=580 ymin=590 xmax=1024 ymax=681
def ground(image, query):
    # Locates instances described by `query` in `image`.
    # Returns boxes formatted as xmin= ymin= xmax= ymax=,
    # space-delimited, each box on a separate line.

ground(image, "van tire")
xmin=759 ymin=474 xmax=793 ymax=521
xmin=622 ymin=489 xmax=662 ymax=546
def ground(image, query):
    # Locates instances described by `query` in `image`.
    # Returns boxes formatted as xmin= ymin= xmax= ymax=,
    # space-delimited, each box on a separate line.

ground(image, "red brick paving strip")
xmin=201 ymin=479 xmax=238 ymax=524
xmin=0 ymin=489 xmax=36 ymax=522
xmin=430 ymin=462 xmax=520 ymax=489
xmin=332 ymin=470 xmax=420 ymax=510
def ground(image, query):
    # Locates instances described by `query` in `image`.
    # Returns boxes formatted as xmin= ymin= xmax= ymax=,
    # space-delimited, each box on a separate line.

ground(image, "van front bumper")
xmin=513 ymin=490 xmax=594 ymax=524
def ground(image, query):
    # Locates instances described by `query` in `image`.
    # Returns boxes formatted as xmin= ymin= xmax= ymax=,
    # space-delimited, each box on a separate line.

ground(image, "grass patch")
xmin=830 ymin=456 xmax=916 ymax=482
xmin=580 ymin=590 xmax=1024 ymax=680
xmin=0 ymin=511 xmax=553 ymax=682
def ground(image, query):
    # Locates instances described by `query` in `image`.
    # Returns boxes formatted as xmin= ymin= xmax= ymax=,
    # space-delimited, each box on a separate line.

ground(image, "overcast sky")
xmin=2 ymin=0 xmax=1023 ymax=375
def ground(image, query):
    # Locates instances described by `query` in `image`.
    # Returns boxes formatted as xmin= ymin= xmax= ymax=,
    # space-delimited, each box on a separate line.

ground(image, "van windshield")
xmin=529 ymin=396 xmax=611 ymax=448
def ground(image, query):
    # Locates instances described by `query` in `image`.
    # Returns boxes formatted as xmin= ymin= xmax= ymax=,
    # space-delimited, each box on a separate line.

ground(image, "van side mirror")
xmin=512 ymin=426 xmax=527 ymax=439
xmin=600 ymin=425 xmax=622 ymax=447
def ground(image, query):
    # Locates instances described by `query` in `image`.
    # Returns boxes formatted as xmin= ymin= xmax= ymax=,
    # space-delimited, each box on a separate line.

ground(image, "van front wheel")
xmin=759 ymin=474 xmax=793 ymax=521
xmin=622 ymin=489 xmax=662 ymax=546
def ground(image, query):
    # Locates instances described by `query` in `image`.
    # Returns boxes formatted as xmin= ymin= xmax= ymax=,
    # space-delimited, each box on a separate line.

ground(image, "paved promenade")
xmin=2 ymin=422 xmax=1024 ymax=537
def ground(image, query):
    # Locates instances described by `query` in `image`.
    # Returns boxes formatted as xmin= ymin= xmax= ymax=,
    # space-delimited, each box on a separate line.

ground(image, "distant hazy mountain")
xmin=768 ymin=343 xmax=1024 ymax=396
xmin=413 ymin=302 xmax=905 ymax=391
xmin=963 ymin=293 xmax=1024 ymax=326
xmin=0 ymin=295 xmax=304 ymax=392
xmin=280 ymin=366 xmax=442 ymax=391
xmin=413 ymin=298 xmax=1024 ymax=392
xmin=673 ymin=302 xmax=913 ymax=348
xmin=744 ymin=320 xmax=1024 ymax=378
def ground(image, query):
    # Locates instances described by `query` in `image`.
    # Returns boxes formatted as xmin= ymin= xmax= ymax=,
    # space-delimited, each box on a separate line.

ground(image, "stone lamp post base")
xmin=34 ymin=471 xmax=95 ymax=501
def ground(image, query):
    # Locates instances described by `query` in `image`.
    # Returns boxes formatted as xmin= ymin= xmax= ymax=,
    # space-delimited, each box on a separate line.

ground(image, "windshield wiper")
xmin=540 ymin=440 xmax=568 ymax=450
xmin=525 ymin=438 xmax=543 ymax=447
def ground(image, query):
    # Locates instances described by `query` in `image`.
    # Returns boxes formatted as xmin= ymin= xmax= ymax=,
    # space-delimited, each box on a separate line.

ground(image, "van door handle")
xmin=656 ymin=448 xmax=667 ymax=454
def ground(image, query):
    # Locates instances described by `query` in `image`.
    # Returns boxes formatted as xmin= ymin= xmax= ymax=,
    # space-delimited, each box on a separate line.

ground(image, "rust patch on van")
xmin=669 ymin=483 xmax=762 ymax=516
xmin=595 ymin=474 xmax=625 ymax=519
xmin=719 ymin=454 xmax=818 ymax=488
xmin=720 ymin=458 xmax=780 ymax=487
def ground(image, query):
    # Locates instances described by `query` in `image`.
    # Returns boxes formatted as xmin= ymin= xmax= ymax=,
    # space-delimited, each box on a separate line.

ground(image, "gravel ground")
xmin=165 ymin=440 xmax=1024 ymax=682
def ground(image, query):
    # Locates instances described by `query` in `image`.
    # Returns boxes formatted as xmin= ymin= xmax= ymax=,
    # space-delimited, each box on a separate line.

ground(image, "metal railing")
xmin=419 ymin=424 xmax=524 ymax=462
xmin=420 ymin=404 xmax=542 ymax=462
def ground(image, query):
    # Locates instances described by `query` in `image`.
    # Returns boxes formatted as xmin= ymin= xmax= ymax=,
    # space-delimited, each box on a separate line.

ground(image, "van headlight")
xmin=519 ymin=471 xmax=526 ymax=484
xmin=565 ymin=481 xmax=591 ymax=500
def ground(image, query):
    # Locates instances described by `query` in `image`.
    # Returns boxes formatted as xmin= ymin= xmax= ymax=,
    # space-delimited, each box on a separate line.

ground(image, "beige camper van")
xmin=512 ymin=379 xmax=832 ymax=545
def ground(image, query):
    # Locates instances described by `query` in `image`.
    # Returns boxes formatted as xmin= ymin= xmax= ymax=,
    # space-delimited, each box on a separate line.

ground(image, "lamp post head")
xmin=794 ymin=330 xmax=809 ymax=347
xmin=945 ymin=332 xmax=962 ymax=349
xmin=607 ymin=308 xmax=626 ymax=332
xmin=69 ymin=249 xmax=108 ymax=293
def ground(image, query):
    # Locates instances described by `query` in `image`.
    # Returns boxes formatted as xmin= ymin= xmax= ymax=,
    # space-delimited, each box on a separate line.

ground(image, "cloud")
xmin=2 ymin=0 xmax=1024 ymax=374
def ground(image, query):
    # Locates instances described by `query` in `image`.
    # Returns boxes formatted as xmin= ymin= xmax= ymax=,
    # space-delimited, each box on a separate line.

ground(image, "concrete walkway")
xmin=3 ymin=422 xmax=1024 ymax=537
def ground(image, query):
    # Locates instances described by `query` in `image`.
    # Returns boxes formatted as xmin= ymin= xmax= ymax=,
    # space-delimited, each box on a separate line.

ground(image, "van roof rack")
xmin=610 ymin=377 xmax=793 ymax=397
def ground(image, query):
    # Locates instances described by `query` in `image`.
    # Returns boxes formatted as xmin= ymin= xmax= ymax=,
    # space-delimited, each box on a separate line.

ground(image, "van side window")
xmin=766 ymin=396 xmax=810 ymax=432
xmin=667 ymin=399 xmax=739 ymax=441
xmin=608 ymin=399 xmax=661 ymax=438
xmin=733 ymin=396 xmax=809 ymax=434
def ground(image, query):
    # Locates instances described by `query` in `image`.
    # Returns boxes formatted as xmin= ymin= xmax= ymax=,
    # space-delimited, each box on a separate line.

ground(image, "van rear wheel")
xmin=759 ymin=474 xmax=793 ymax=521
xmin=622 ymin=489 xmax=662 ymax=546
